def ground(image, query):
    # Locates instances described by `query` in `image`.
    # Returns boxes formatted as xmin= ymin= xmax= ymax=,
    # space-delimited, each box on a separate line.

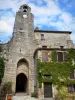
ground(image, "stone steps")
xmin=12 ymin=96 xmax=38 ymax=100
xmin=43 ymin=98 xmax=54 ymax=100
xmin=12 ymin=96 xmax=54 ymax=100
xmin=12 ymin=94 xmax=38 ymax=100
xmin=15 ymin=93 xmax=27 ymax=96
xmin=12 ymin=93 xmax=54 ymax=100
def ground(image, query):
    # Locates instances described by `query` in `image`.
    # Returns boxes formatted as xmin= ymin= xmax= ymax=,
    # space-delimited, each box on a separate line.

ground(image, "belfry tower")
xmin=3 ymin=4 xmax=35 ymax=94
xmin=14 ymin=4 xmax=34 ymax=46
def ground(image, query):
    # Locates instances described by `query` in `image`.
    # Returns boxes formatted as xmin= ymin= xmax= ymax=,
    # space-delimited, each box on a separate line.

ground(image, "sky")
xmin=0 ymin=0 xmax=75 ymax=43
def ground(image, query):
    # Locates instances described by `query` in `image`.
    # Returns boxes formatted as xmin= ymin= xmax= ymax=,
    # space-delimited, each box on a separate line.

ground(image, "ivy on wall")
xmin=37 ymin=48 xmax=75 ymax=89
xmin=0 ymin=56 xmax=5 ymax=84
xmin=0 ymin=44 xmax=3 ymax=52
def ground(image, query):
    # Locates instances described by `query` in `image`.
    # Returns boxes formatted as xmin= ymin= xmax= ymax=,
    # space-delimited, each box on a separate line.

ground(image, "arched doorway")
xmin=16 ymin=73 xmax=27 ymax=92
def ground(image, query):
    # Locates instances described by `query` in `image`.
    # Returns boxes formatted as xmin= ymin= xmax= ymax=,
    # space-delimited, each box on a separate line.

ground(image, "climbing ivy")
xmin=37 ymin=48 xmax=75 ymax=89
xmin=51 ymin=50 xmax=57 ymax=62
xmin=0 ymin=56 xmax=5 ymax=84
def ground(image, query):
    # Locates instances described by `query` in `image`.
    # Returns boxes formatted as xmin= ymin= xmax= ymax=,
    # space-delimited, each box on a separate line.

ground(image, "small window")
xmin=41 ymin=34 xmax=44 ymax=40
xmin=23 ymin=10 xmax=27 ymax=12
xmin=56 ymin=52 xmax=67 ymax=62
xmin=44 ymin=74 xmax=52 ymax=78
xmin=70 ymin=70 xmax=75 ymax=79
xmin=42 ymin=46 xmax=47 ymax=48
xmin=68 ymin=84 xmax=75 ymax=93
xmin=19 ymin=28 xmax=23 ymax=30
xmin=23 ymin=6 xmax=28 ymax=9
xmin=23 ymin=6 xmax=28 ymax=12
xmin=42 ymin=51 xmax=48 ymax=62
xmin=57 ymin=52 xmax=63 ymax=62
xmin=60 ymin=46 xmax=64 ymax=49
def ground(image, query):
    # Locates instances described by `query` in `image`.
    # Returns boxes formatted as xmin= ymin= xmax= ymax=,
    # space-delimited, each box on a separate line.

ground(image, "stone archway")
xmin=16 ymin=73 xmax=28 ymax=92
xmin=16 ymin=58 xmax=29 ymax=93
xmin=17 ymin=58 xmax=29 ymax=77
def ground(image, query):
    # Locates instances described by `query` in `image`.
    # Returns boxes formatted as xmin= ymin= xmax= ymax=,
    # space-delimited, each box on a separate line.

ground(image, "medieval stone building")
xmin=0 ymin=4 xmax=75 ymax=99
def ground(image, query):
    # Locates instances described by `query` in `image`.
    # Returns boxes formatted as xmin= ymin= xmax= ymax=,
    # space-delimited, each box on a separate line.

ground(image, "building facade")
xmin=0 ymin=4 xmax=75 ymax=99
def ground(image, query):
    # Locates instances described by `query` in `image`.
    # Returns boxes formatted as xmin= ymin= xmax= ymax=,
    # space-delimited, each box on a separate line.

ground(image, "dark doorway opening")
xmin=16 ymin=73 xmax=27 ymax=92
xmin=44 ymin=83 xmax=52 ymax=98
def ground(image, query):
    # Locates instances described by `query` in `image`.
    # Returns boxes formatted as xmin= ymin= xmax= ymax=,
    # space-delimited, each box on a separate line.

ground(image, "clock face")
xmin=23 ymin=14 xmax=27 ymax=18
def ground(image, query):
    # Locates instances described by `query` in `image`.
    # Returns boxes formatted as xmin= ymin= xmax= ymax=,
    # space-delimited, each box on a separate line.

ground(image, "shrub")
xmin=3 ymin=82 xmax=12 ymax=93
xmin=31 ymin=91 xmax=38 ymax=98
xmin=0 ymin=56 xmax=5 ymax=84
xmin=0 ymin=82 xmax=12 ymax=100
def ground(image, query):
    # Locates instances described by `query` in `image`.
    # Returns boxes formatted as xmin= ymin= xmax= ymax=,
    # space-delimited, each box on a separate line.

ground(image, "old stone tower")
xmin=0 ymin=4 xmax=74 ymax=99
xmin=3 ymin=4 xmax=36 ymax=94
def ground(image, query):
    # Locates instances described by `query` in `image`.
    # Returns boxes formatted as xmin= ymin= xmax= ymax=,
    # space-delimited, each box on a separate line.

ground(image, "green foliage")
xmin=51 ymin=50 xmax=57 ymax=62
xmin=56 ymin=86 xmax=69 ymax=100
xmin=31 ymin=91 xmax=38 ymax=98
xmin=0 ymin=82 xmax=12 ymax=100
xmin=67 ymin=48 xmax=75 ymax=61
xmin=38 ymin=72 xmax=42 ymax=88
xmin=56 ymin=86 xmax=75 ymax=100
xmin=0 ymin=45 xmax=3 ymax=52
xmin=0 ymin=56 xmax=5 ymax=84
xmin=5 ymin=82 xmax=12 ymax=89
xmin=37 ymin=48 xmax=75 ymax=89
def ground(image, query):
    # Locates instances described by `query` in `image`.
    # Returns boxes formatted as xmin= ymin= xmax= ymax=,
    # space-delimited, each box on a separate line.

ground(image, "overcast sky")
xmin=0 ymin=0 xmax=75 ymax=43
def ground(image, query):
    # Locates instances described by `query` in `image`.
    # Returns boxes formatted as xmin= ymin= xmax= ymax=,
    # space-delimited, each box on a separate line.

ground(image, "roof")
xmin=34 ymin=30 xmax=72 ymax=34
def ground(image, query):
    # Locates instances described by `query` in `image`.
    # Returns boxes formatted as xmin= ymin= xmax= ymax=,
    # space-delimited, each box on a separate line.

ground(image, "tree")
xmin=0 ymin=56 xmax=5 ymax=84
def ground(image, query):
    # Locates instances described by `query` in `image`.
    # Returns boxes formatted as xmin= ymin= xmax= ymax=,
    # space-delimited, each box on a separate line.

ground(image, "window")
xmin=44 ymin=74 xmax=52 ymax=79
xmin=57 ymin=52 xmax=63 ymax=62
xmin=42 ymin=46 xmax=47 ymax=48
xmin=23 ymin=10 xmax=27 ymax=12
xmin=19 ymin=28 xmax=23 ymax=30
xmin=70 ymin=70 xmax=75 ymax=79
xmin=41 ymin=34 xmax=44 ymax=40
xmin=68 ymin=84 xmax=75 ymax=93
xmin=60 ymin=46 xmax=64 ymax=49
xmin=42 ymin=51 xmax=48 ymax=62
xmin=57 ymin=52 xmax=67 ymax=62
xmin=23 ymin=6 xmax=28 ymax=9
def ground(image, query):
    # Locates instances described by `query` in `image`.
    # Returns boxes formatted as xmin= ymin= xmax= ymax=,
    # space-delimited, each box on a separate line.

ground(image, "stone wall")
xmin=34 ymin=31 xmax=74 ymax=48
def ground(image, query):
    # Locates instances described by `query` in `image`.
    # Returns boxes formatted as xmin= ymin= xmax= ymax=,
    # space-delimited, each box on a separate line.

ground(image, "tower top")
xmin=19 ymin=4 xmax=31 ymax=13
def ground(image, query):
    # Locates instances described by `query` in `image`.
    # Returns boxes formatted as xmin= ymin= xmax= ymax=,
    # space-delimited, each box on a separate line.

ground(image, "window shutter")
xmin=55 ymin=52 xmax=57 ymax=62
xmin=42 ymin=51 xmax=48 ymax=62
xmin=64 ymin=52 xmax=67 ymax=61
xmin=51 ymin=51 xmax=57 ymax=62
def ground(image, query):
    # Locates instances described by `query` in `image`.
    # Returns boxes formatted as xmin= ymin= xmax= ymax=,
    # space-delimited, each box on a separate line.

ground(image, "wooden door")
xmin=44 ymin=83 xmax=52 ymax=98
